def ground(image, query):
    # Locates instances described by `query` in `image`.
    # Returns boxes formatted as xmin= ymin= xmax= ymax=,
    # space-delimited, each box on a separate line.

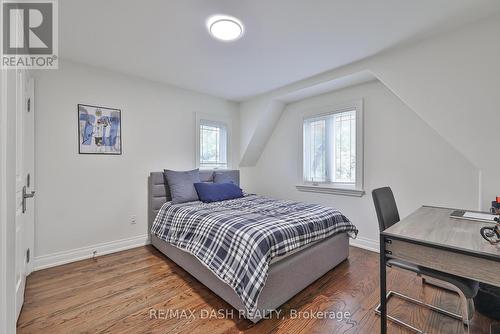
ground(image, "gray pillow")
xmin=163 ymin=169 xmax=201 ymax=204
xmin=213 ymin=171 xmax=240 ymax=185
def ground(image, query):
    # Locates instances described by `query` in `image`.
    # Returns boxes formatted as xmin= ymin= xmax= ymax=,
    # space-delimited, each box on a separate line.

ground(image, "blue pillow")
xmin=194 ymin=182 xmax=244 ymax=203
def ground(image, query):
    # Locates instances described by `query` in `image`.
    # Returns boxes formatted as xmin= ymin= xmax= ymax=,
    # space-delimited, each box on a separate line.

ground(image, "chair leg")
xmin=423 ymin=275 xmax=474 ymax=333
xmin=461 ymin=299 xmax=470 ymax=334
xmin=375 ymin=290 xmax=469 ymax=333
xmin=375 ymin=291 xmax=425 ymax=333
xmin=457 ymin=289 xmax=475 ymax=334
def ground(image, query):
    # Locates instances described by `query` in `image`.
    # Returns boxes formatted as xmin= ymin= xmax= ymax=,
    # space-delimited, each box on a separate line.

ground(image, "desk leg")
xmin=380 ymin=234 xmax=387 ymax=334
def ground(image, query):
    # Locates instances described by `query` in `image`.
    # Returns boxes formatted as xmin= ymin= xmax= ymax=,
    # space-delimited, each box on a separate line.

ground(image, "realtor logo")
xmin=2 ymin=0 xmax=58 ymax=69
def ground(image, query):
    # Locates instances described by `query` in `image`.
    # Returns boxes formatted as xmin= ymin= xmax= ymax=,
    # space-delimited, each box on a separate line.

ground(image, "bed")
xmin=148 ymin=170 xmax=356 ymax=322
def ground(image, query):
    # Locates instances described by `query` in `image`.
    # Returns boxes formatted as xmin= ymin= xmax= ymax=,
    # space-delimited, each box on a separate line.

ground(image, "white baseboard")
xmin=350 ymin=236 xmax=379 ymax=253
xmin=33 ymin=234 xmax=150 ymax=271
xmin=33 ymin=233 xmax=377 ymax=270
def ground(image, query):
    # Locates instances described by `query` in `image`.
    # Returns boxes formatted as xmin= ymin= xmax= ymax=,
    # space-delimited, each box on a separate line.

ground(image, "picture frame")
xmin=77 ymin=104 xmax=122 ymax=155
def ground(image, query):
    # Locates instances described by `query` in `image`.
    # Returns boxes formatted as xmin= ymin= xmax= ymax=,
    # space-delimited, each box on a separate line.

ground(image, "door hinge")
xmin=26 ymin=248 xmax=30 ymax=263
xmin=27 ymin=98 xmax=31 ymax=112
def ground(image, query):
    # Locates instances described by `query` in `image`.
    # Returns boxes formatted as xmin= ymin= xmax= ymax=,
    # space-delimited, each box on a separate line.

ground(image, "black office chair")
xmin=372 ymin=187 xmax=479 ymax=334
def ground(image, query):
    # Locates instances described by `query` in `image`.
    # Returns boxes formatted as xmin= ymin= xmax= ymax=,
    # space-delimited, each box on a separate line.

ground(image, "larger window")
xmin=300 ymin=101 xmax=364 ymax=196
xmin=198 ymin=119 xmax=228 ymax=169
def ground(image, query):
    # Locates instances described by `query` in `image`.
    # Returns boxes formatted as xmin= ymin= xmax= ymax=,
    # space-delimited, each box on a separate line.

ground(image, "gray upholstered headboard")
xmin=148 ymin=169 xmax=240 ymax=232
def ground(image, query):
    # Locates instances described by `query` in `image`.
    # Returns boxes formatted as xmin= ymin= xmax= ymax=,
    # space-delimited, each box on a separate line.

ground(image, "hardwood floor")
xmin=18 ymin=245 xmax=498 ymax=334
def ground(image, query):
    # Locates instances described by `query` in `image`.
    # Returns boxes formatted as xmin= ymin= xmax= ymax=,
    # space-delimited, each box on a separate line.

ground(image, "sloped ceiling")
xmin=240 ymin=100 xmax=285 ymax=167
xmin=239 ymin=71 xmax=376 ymax=167
xmin=239 ymin=15 xmax=500 ymax=209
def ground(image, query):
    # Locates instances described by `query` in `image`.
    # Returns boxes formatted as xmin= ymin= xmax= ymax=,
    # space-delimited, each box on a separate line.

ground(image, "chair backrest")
xmin=372 ymin=187 xmax=400 ymax=231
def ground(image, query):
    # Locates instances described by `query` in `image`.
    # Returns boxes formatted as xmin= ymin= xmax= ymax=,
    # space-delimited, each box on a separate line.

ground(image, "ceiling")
xmin=60 ymin=0 xmax=500 ymax=101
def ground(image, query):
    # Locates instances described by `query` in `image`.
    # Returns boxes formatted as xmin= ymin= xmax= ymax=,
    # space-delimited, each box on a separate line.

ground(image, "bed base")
xmin=151 ymin=233 xmax=349 ymax=323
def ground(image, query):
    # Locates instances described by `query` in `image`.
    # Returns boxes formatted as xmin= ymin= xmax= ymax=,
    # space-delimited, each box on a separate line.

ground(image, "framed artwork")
xmin=78 ymin=104 xmax=122 ymax=155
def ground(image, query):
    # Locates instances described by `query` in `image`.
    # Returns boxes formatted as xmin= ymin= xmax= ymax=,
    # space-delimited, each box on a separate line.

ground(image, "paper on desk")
xmin=463 ymin=211 xmax=498 ymax=221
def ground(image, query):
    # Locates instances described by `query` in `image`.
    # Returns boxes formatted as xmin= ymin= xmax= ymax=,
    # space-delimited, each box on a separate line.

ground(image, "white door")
xmin=14 ymin=71 xmax=35 ymax=320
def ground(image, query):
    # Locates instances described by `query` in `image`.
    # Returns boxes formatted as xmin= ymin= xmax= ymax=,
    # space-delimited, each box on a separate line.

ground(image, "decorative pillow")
xmin=163 ymin=169 xmax=201 ymax=204
xmin=213 ymin=170 xmax=240 ymax=185
xmin=194 ymin=182 xmax=244 ymax=203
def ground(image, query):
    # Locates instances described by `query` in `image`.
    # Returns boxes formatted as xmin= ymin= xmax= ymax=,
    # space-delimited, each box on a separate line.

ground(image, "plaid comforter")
xmin=151 ymin=195 xmax=357 ymax=316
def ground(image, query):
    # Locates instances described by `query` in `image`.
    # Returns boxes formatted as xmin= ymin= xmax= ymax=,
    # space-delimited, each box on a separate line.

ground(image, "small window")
xmin=301 ymin=101 xmax=363 ymax=195
xmin=199 ymin=119 xmax=228 ymax=169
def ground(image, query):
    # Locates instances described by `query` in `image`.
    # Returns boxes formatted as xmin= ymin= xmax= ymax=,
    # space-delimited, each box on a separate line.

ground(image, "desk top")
xmin=383 ymin=206 xmax=500 ymax=261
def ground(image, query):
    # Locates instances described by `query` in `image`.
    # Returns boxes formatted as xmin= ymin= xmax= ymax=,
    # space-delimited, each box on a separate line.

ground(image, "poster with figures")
xmin=78 ymin=104 xmax=122 ymax=154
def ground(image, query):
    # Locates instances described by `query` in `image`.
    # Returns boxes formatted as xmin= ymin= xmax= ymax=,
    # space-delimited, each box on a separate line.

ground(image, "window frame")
xmin=195 ymin=113 xmax=232 ymax=170
xmin=297 ymin=100 xmax=364 ymax=197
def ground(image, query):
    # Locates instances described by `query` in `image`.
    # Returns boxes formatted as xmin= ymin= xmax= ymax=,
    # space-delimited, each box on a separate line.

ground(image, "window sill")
xmin=295 ymin=184 xmax=365 ymax=197
xmin=199 ymin=167 xmax=229 ymax=170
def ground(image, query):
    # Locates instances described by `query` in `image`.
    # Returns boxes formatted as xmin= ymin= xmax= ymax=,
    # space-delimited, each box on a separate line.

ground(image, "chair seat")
xmin=387 ymin=259 xmax=479 ymax=298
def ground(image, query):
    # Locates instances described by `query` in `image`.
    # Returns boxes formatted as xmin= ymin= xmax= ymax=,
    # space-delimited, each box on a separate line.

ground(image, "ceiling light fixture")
xmin=207 ymin=15 xmax=244 ymax=42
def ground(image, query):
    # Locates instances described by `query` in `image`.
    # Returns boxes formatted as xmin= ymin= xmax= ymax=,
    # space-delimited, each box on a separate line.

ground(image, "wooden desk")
xmin=379 ymin=206 xmax=500 ymax=333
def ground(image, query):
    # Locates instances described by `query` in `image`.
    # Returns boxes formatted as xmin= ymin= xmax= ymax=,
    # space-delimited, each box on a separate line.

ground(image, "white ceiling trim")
xmin=276 ymin=71 xmax=377 ymax=104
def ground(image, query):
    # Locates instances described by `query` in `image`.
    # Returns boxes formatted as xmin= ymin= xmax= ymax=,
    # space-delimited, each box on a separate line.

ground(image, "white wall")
xmin=241 ymin=81 xmax=478 ymax=249
xmin=368 ymin=16 xmax=500 ymax=210
xmin=33 ymin=60 xmax=238 ymax=266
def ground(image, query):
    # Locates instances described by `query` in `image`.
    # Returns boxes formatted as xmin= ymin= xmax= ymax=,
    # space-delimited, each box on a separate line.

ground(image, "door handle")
xmin=22 ymin=186 xmax=35 ymax=214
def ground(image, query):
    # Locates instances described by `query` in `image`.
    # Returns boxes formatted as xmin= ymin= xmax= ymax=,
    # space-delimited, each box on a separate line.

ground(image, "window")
xmin=198 ymin=119 xmax=228 ymax=169
xmin=299 ymin=101 xmax=364 ymax=196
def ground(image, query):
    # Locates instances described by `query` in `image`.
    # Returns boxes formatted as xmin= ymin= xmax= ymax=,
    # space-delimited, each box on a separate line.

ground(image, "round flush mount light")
xmin=207 ymin=15 xmax=244 ymax=42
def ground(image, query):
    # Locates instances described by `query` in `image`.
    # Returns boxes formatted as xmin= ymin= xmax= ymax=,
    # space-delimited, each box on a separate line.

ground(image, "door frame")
xmin=1 ymin=67 xmax=9 ymax=334
xmin=0 ymin=68 xmax=17 ymax=334
xmin=0 ymin=0 xmax=5 ymax=325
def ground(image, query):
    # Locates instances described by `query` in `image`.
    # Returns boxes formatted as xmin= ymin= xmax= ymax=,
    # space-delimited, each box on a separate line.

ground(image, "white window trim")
xmin=195 ymin=112 xmax=232 ymax=169
xmin=296 ymin=99 xmax=364 ymax=197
